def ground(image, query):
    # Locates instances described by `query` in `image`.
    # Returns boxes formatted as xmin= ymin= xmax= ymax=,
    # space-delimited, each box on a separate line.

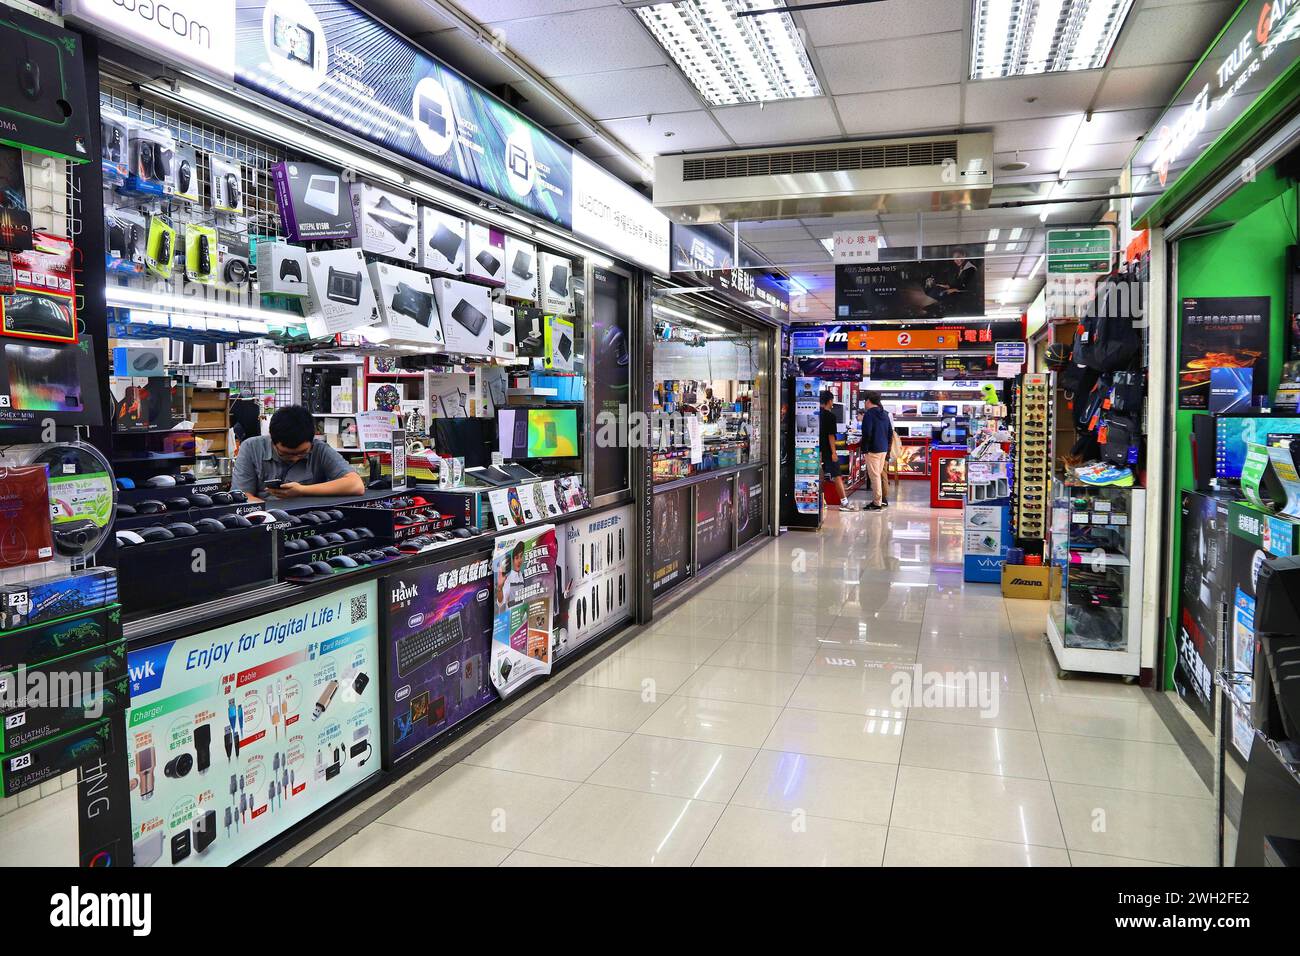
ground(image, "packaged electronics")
xmin=184 ymin=224 xmax=218 ymax=284
xmin=514 ymin=305 xmax=545 ymax=358
xmin=128 ymin=127 xmax=175 ymax=195
xmin=0 ymin=463 xmax=53 ymax=568
xmin=2 ymin=232 xmax=77 ymax=343
xmin=272 ymin=161 xmax=356 ymax=241
xmin=539 ymin=252 xmax=574 ymax=314
xmin=215 ymin=227 xmax=251 ymax=290
xmin=545 ymin=314 xmax=575 ymax=372
xmin=1 ymin=719 xmax=111 ymax=798
xmin=99 ymin=112 xmax=130 ymax=182
xmin=351 ymin=182 xmax=417 ymax=262
xmin=504 ymin=234 xmax=537 ymax=301
xmin=467 ymin=223 xmax=505 ymax=285
xmin=493 ymin=303 xmax=517 ymax=360
xmin=0 ymin=606 xmax=119 ymax=672
xmin=105 ymin=207 xmax=146 ymax=276
xmin=303 ymin=247 xmax=379 ymax=337
xmin=258 ymin=240 xmax=309 ymax=297
xmin=0 ymin=8 xmax=93 ymax=164
xmin=420 ymin=208 xmax=466 ymax=274
xmin=367 ymin=261 xmax=444 ymax=347
xmin=0 ymin=569 xmax=118 ymax=635
xmin=172 ymin=143 xmax=200 ymax=203
xmin=112 ymin=346 xmax=166 ymax=377
xmin=209 ymin=156 xmax=244 ymax=215
xmin=34 ymin=442 xmax=116 ymax=560
xmin=145 ymin=214 xmax=177 ymax=280
xmin=109 ymin=376 xmax=180 ymax=432
xmin=431 ymin=277 xmax=494 ymax=357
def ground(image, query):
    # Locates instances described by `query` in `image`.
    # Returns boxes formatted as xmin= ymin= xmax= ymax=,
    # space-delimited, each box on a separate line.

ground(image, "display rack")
xmin=1014 ymin=372 xmax=1054 ymax=544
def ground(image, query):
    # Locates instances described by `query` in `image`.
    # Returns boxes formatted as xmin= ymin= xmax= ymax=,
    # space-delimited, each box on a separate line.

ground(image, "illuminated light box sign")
xmin=820 ymin=320 xmax=1022 ymax=353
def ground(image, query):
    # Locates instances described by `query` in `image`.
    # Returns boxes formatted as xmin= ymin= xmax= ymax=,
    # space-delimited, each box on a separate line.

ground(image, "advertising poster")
xmin=1174 ymin=491 xmax=1228 ymax=731
xmin=938 ymin=455 xmax=967 ymax=501
xmin=124 ymin=581 xmax=380 ymax=867
xmin=1178 ymin=297 xmax=1270 ymax=410
xmin=797 ymin=357 xmax=864 ymax=381
xmin=652 ymin=485 xmax=691 ymax=596
xmin=489 ymin=525 xmax=558 ymax=698
xmin=735 ymin=467 xmax=765 ymax=547
xmin=230 ymin=0 xmax=572 ymax=226
xmin=695 ymin=476 xmax=735 ymax=570
xmin=823 ymin=320 xmax=1020 ymax=353
xmin=384 ymin=555 xmax=496 ymax=763
xmin=867 ymin=356 xmax=938 ymax=380
xmin=557 ymin=505 xmax=633 ymax=659
xmin=835 ymin=245 xmax=984 ymax=319
xmin=591 ymin=268 xmax=631 ymax=497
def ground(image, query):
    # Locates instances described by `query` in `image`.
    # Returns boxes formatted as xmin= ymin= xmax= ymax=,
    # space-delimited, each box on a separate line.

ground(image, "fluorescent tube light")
xmin=971 ymin=0 xmax=1137 ymax=79
xmin=636 ymin=0 xmax=822 ymax=107
xmin=107 ymin=287 xmax=293 ymax=326
xmin=1026 ymin=254 xmax=1046 ymax=279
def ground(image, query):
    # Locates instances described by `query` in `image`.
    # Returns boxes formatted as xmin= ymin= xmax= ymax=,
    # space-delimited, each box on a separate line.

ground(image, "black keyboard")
xmin=396 ymin=613 xmax=465 ymax=676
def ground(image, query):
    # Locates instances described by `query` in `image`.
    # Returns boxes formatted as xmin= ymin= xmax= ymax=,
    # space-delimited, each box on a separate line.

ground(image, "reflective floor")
xmin=317 ymin=483 xmax=1214 ymax=867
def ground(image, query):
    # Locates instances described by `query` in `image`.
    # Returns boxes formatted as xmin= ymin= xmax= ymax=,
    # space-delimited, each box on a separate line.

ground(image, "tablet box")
xmin=0 ymin=569 xmax=117 ymax=632
xmin=303 ymin=247 xmax=380 ymax=337
xmin=258 ymin=240 xmax=309 ymax=297
xmin=467 ymin=224 xmax=506 ymax=286
xmin=504 ymin=234 xmax=537 ymax=301
xmin=432 ymin=277 xmax=494 ymax=357
xmin=545 ymin=314 xmax=575 ymax=372
xmin=351 ymin=182 xmax=417 ymax=262
xmin=493 ymin=303 xmax=517 ymax=360
xmin=272 ymin=161 xmax=356 ymax=242
xmin=539 ymin=252 xmax=574 ymax=314
xmin=0 ymin=673 xmax=128 ymax=754
xmin=367 ymin=262 xmax=445 ymax=347
xmin=420 ymin=208 xmax=466 ymax=274
xmin=1 ymin=718 xmax=111 ymax=798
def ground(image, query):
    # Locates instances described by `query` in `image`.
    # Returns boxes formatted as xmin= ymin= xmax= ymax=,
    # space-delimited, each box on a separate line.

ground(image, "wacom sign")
xmin=65 ymin=0 xmax=237 ymax=79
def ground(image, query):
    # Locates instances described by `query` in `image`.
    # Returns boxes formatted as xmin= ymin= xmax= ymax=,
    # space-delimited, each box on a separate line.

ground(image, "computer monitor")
xmin=1214 ymin=414 xmax=1300 ymax=481
xmin=498 ymin=408 xmax=580 ymax=459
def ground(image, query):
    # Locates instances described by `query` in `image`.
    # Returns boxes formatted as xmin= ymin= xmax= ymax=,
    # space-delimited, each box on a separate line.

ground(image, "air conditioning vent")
xmin=655 ymin=132 xmax=993 ymax=223
xmin=682 ymin=141 xmax=959 ymax=182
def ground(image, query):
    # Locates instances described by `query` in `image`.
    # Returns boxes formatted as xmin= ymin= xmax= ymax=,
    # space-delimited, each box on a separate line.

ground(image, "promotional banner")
xmin=867 ymin=356 xmax=939 ymax=380
xmin=1178 ymin=296 xmax=1270 ymax=409
xmin=821 ymin=320 xmax=1020 ymax=353
xmin=797 ymin=357 xmax=864 ymax=381
xmin=836 ymin=245 xmax=985 ymax=319
xmin=571 ymin=154 xmax=669 ymax=274
xmin=1045 ymin=227 xmax=1115 ymax=322
xmin=1174 ymin=491 xmax=1229 ymax=731
xmin=695 ymin=475 xmax=735 ymax=570
xmin=735 ymin=466 xmax=765 ymax=547
xmin=557 ymin=505 xmax=633 ymax=659
xmin=591 ymin=267 xmax=631 ymax=497
xmin=383 ymin=555 xmax=496 ymax=763
xmin=489 ymin=524 xmax=558 ymax=697
xmin=651 ymin=485 xmax=691 ymax=596
xmin=124 ymin=581 xmax=381 ymax=867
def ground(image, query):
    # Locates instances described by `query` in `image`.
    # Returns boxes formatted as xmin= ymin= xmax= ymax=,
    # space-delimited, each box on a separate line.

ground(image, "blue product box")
xmin=0 ymin=569 xmax=118 ymax=632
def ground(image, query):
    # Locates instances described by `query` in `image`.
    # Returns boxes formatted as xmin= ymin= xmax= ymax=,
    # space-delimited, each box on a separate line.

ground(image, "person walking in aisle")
xmin=820 ymin=390 xmax=858 ymax=512
xmin=860 ymin=391 xmax=891 ymax=511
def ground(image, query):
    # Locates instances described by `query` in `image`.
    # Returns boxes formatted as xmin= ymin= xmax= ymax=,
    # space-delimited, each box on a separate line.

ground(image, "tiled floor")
xmin=315 ymin=484 xmax=1215 ymax=867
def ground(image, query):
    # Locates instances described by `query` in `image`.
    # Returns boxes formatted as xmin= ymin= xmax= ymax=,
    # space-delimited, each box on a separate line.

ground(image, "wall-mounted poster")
xmin=695 ymin=476 xmax=735 ymax=571
xmin=557 ymin=505 xmax=632 ymax=659
xmin=735 ymin=467 xmax=765 ymax=547
xmin=383 ymin=553 xmax=497 ymax=763
xmin=1179 ymin=296 xmax=1270 ymax=410
xmin=652 ymin=485 xmax=691 ymax=596
xmin=836 ymin=245 xmax=984 ymax=319
xmin=489 ymin=524 xmax=558 ymax=698
xmin=124 ymin=581 xmax=381 ymax=867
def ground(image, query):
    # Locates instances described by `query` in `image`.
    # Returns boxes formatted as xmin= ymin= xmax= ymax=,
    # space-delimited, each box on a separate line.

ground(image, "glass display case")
xmin=1047 ymin=480 xmax=1145 ymax=678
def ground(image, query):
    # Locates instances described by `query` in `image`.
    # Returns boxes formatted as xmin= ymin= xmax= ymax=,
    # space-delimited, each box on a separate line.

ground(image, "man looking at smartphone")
xmin=231 ymin=404 xmax=365 ymax=502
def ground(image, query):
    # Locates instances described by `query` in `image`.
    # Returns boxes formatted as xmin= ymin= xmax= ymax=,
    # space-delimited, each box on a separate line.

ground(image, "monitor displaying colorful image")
xmin=4 ymin=342 xmax=84 ymax=411
xmin=525 ymin=408 xmax=578 ymax=458
xmin=1215 ymin=415 xmax=1300 ymax=481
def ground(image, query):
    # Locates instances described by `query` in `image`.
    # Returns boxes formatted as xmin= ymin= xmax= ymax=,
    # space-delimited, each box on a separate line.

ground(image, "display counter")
xmin=929 ymin=445 xmax=968 ymax=509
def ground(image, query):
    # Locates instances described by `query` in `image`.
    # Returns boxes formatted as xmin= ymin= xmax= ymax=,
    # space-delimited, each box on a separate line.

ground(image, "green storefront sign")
xmin=1130 ymin=0 xmax=1300 ymax=226
xmin=1046 ymin=227 xmax=1115 ymax=274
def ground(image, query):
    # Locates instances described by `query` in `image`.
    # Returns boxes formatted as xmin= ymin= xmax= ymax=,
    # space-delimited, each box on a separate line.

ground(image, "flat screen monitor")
xmin=499 ymin=408 xmax=580 ymax=459
xmin=1215 ymin=414 xmax=1300 ymax=480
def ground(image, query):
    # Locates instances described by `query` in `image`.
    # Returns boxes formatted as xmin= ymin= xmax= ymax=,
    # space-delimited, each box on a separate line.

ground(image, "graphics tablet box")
xmin=493 ymin=303 xmax=517 ymax=360
xmin=367 ymin=262 xmax=445 ymax=347
xmin=1 ymin=719 xmax=111 ymax=798
xmin=432 ymin=277 xmax=494 ymax=357
xmin=258 ymin=240 xmax=309 ymax=297
xmin=539 ymin=252 xmax=574 ymax=314
xmin=272 ymin=161 xmax=356 ymax=241
xmin=467 ymin=223 xmax=505 ymax=286
xmin=504 ymin=234 xmax=537 ymax=301
xmin=419 ymin=208 xmax=466 ymax=274
xmin=351 ymin=182 xmax=418 ymax=262
xmin=303 ymin=247 xmax=380 ymax=337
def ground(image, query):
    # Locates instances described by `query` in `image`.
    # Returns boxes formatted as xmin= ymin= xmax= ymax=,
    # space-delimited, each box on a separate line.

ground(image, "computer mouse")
xmin=351 ymin=553 xmax=373 ymax=566
xmin=209 ymin=492 xmax=234 ymax=505
xmin=308 ymin=511 xmax=332 ymax=524
xmin=327 ymin=555 xmax=359 ymax=570
xmin=189 ymin=493 xmax=213 ymax=508
xmin=168 ymin=522 xmax=198 ymax=537
xmin=363 ymin=550 xmax=387 ymax=562
xmin=116 ymin=504 xmax=137 ymax=517
xmin=136 ymin=499 xmax=167 ymax=515
xmin=285 ymin=564 xmax=315 ymax=580
xmin=115 ymin=530 xmax=145 ymax=547
xmin=451 ymin=527 xmax=472 ymax=538
xmin=243 ymin=511 xmax=276 ymax=525
xmin=297 ymin=512 xmax=322 ymax=525
xmin=305 ymin=535 xmax=329 ymax=549
xmin=117 ymin=477 xmax=136 ymax=490
xmin=146 ymin=475 xmax=177 ymax=488
xmin=309 ymin=561 xmax=334 ymax=576
xmin=227 ymin=491 xmax=247 ymax=503
xmin=268 ymin=510 xmax=292 ymax=522
xmin=326 ymin=510 xmax=345 ymax=521
xmin=219 ymin=514 xmax=253 ymax=528
xmin=380 ymin=546 xmax=402 ymax=557
xmin=166 ymin=497 xmax=192 ymax=511
xmin=338 ymin=529 xmax=360 ymax=542
xmin=284 ymin=539 xmax=308 ymax=552
xmin=410 ymin=497 xmax=428 ymax=507
xmin=18 ymin=59 xmax=39 ymax=100
xmin=355 ymin=527 xmax=375 ymax=539
xmin=138 ymin=526 xmax=176 ymax=542
xmin=177 ymin=474 xmax=196 ymax=484
xmin=194 ymin=518 xmax=226 ymax=534
xmin=322 ymin=532 xmax=344 ymax=545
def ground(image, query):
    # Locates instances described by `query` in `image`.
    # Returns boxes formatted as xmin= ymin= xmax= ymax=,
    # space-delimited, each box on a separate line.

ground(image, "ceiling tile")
xmin=835 ymin=85 xmax=962 ymax=136
xmin=992 ymin=114 xmax=1081 ymax=153
xmin=456 ymin=0 xmax=618 ymax=21
xmin=817 ymin=33 xmax=964 ymax=95
xmin=1094 ymin=63 xmax=1194 ymax=112
xmin=1110 ymin=0 xmax=1238 ymax=68
xmin=740 ymin=224 xmax=814 ymax=241
xmin=553 ymin=65 xmax=702 ymax=120
xmin=359 ymin=0 xmax=459 ymax=38
xmin=795 ymin=0 xmax=965 ymax=46
xmin=963 ymin=72 xmax=1103 ymax=124
xmin=487 ymin=7 xmax=666 ymax=77
xmin=602 ymin=110 xmax=732 ymax=157
xmin=712 ymin=98 xmax=842 ymax=146
xmin=509 ymin=80 xmax=585 ymax=128
xmin=1078 ymin=107 xmax=1162 ymax=145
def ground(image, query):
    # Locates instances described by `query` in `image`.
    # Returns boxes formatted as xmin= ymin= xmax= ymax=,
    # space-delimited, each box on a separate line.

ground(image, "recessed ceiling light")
xmin=635 ymin=0 xmax=822 ymax=107
xmin=970 ymin=0 xmax=1137 ymax=80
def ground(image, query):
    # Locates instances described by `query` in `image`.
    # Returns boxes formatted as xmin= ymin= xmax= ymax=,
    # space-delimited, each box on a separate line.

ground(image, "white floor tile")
xmin=694 ymin=805 xmax=887 ymax=867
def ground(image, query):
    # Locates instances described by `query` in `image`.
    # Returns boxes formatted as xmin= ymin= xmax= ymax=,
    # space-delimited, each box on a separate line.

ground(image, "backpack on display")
xmin=1080 ymin=272 xmax=1143 ymax=373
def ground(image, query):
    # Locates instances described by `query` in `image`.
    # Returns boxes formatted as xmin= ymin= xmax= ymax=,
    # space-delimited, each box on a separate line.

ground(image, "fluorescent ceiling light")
xmin=970 ymin=0 xmax=1137 ymax=79
xmin=986 ymin=229 xmax=1000 ymax=241
xmin=636 ymin=0 xmax=822 ymax=107
xmin=1026 ymin=253 xmax=1046 ymax=279
xmin=107 ymin=287 xmax=289 ymax=326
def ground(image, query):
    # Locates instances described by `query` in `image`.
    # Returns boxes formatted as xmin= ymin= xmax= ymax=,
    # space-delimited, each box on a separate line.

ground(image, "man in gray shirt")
xmin=232 ymin=405 xmax=365 ymax=502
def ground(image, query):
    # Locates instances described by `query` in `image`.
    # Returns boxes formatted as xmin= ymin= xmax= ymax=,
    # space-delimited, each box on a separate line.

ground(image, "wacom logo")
xmin=50 ymin=887 xmax=152 ymax=936
xmin=110 ymin=0 xmax=213 ymax=51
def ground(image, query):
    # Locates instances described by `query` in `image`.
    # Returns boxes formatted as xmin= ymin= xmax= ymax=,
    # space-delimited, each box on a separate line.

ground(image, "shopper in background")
xmin=860 ymin=391 xmax=892 ymax=511
xmin=231 ymin=404 xmax=365 ymax=502
xmin=820 ymin=390 xmax=858 ymax=512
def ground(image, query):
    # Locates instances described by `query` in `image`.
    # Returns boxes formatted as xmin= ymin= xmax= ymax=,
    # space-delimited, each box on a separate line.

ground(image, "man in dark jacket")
xmin=860 ymin=391 xmax=892 ymax=511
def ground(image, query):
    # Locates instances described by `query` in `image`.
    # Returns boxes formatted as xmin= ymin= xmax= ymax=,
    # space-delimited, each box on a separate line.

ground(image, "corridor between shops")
xmin=304 ymin=484 xmax=1213 ymax=867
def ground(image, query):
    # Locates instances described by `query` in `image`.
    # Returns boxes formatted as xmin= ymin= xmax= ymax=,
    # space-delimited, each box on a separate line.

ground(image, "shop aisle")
xmin=306 ymin=483 xmax=1214 ymax=867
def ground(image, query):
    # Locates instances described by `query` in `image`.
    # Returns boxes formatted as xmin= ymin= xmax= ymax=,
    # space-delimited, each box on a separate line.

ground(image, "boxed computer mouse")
xmin=184 ymin=223 xmax=218 ymax=284
xmin=172 ymin=144 xmax=201 ymax=204
xmin=209 ymin=155 xmax=244 ymax=215
xmin=272 ymin=161 xmax=356 ymax=241
xmin=545 ymin=314 xmax=575 ymax=372
xmin=492 ymin=302 xmax=517 ymax=360
xmin=466 ymin=223 xmax=505 ymax=286
xmin=539 ymin=252 xmax=574 ymax=314
xmin=431 ymin=277 xmax=494 ymax=357
xmin=420 ymin=207 xmax=466 ymax=274
xmin=258 ymin=240 xmax=309 ymax=297
xmin=504 ymin=234 xmax=537 ymax=301
xmin=1 ymin=232 xmax=77 ymax=343
xmin=99 ymin=111 xmax=131 ymax=184
xmin=0 ymin=8 xmax=92 ymax=165
xmin=367 ymin=261 xmax=445 ymax=347
xmin=127 ymin=127 xmax=175 ymax=196
xmin=215 ymin=228 xmax=251 ymax=290
xmin=113 ymin=345 xmax=167 ymax=377
xmin=303 ymin=247 xmax=380 ymax=337
xmin=351 ymin=182 xmax=417 ymax=262
xmin=105 ymin=206 xmax=147 ymax=276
